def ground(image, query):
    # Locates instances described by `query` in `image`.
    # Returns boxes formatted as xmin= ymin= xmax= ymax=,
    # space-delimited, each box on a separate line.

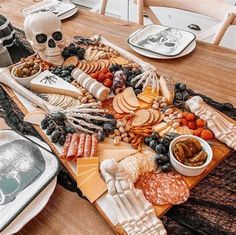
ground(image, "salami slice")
xmin=134 ymin=171 xmax=189 ymax=205
xmin=83 ymin=134 xmax=92 ymax=158
xmin=66 ymin=133 xmax=79 ymax=161
xmin=59 ymin=134 xmax=72 ymax=159
xmin=77 ymin=133 xmax=86 ymax=158
xmin=90 ymin=134 xmax=98 ymax=158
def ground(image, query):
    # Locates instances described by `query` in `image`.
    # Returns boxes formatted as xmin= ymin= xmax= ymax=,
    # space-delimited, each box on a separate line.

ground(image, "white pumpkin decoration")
xmin=24 ymin=12 xmax=65 ymax=65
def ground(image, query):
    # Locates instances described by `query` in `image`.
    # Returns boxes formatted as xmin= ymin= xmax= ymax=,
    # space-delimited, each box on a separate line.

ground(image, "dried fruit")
xmin=193 ymin=128 xmax=204 ymax=137
xmin=200 ymin=130 xmax=214 ymax=140
xmin=196 ymin=119 xmax=206 ymax=128
xmin=188 ymin=121 xmax=197 ymax=130
xmin=185 ymin=113 xmax=195 ymax=121
xmin=181 ymin=118 xmax=188 ymax=126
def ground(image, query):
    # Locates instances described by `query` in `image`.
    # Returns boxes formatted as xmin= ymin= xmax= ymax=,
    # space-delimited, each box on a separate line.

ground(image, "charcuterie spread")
xmin=1 ymin=11 xmax=235 ymax=235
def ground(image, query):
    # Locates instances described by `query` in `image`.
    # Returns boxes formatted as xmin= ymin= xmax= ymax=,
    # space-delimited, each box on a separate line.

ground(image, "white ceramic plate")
xmin=1 ymin=178 xmax=57 ymax=235
xmin=21 ymin=0 xmax=78 ymax=20
xmin=0 ymin=135 xmax=57 ymax=235
xmin=128 ymin=29 xmax=196 ymax=59
xmin=128 ymin=25 xmax=196 ymax=57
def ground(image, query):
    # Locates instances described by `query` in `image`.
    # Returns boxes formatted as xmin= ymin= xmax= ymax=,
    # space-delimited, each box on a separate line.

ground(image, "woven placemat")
xmin=1 ymin=28 xmax=235 ymax=235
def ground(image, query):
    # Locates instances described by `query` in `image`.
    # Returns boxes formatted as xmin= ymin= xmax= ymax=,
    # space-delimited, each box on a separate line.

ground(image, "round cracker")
xmin=63 ymin=56 xmax=79 ymax=67
xmin=132 ymin=109 xmax=150 ymax=126
xmin=120 ymin=93 xmax=137 ymax=111
xmin=149 ymin=108 xmax=160 ymax=124
xmin=146 ymin=109 xmax=155 ymax=125
xmin=117 ymin=93 xmax=134 ymax=113
xmin=112 ymin=94 xmax=124 ymax=114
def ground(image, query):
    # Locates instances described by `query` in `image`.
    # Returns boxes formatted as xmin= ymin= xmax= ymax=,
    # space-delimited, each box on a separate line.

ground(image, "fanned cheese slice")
xmin=77 ymin=157 xmax=99 ymax=166
xmin=77 ymin=165 xmax=97 ymax=174
xmin=77 ymin=168 xmax=97 ymax=187
xmin=78 ymin=171 xmax=107 ymax=203
xmin=159 ymin=75 xmax=174 ymax=104
xmin=30 ymin=70 xmax=82 ymax=98
xmin=99 ymin=149 xmax=138 ymax=163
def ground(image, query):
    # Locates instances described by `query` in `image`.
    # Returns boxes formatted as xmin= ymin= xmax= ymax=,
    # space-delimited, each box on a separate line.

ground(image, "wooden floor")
xmin=0 ymin=119 xmax=113 ymax=235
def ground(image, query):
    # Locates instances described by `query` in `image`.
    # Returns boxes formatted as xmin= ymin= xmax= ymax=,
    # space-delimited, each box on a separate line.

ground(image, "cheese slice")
xmin=30 ymin=70 xmax=82 ymax=99
xmin=77 ymin=157 xmax=99 ymax=166
xmin=159 ymin=75 xmax=175 ymax=104
xmin=99 ymin=149 xmax=138 ymax=163
xmin=78 ymin=171 xmax=107 ymax=203
xmin=77 ymin=168 xmax=97 ymax=187
xmin=139 ymin=100 xmax=151 ymax=109
xmin=77 ymin=165 xmax=97 ymax=175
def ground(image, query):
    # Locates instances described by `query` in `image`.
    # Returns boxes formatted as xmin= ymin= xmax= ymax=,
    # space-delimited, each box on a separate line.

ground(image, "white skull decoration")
xmin=24 ymin=12 xmax=65 ymax=65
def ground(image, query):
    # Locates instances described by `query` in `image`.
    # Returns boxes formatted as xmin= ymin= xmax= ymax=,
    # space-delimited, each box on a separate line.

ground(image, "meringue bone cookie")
xmin=71 ymin=68 xmax=110 ymax=101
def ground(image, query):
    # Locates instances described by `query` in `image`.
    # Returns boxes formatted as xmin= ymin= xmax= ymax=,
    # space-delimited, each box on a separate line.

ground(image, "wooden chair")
xmin=99 ymin=0 xmax=108 ymax=15
xmin=135 ymin=0 xmax=236 ymax=45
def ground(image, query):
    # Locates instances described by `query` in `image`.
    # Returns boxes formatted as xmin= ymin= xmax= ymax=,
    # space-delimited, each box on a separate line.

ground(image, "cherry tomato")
xmin=103 ymin=79 xmax=113 ymax=88
xmin=97 ymin=73 xmax=106 ymax=82
xmin=106 ymin=72 xmax=113 ymax=80
xmin=100 ymin=68 xmax=109 ymax=74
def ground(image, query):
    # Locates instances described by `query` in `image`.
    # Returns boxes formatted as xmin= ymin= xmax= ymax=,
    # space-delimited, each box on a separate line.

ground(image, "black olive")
xmin=150 ymin=132 xmax=160 ymax=141
xmin=149 ymin=140 xmax=157 ymax=150
xmin=155 ymin=154 xmax=165 ymax=165
xmin=59 ymin=134 xmax=66 ymax=145
xmin=66 ymin=126 xmax=76 ymax=134
xmin=155 ymin=144 xmax=166 ymax=154
xmin=175 ymin=83 xmax=181 ymax=90
xmin=134 ymin=89 xmax=142 ymax=95
xmin=178 ymin=83 xmax=186 ymax=91
xmin=159 ymin=138 xmax=170 ymax=147
xmin=175 ymin=92 xmax=183 ymax=101
xmin=182 ymin=91 xmax=190 ymax=101
xmin=46 ymin=123 xmax=55 ymax=135
xmin=161 ymin=162 xmax=172 ymax=172
xmin=51 ymin=130 xmax=61 ymax=143
xmin=144 ymin=136 xmax=152 ymax=145
xmin=103 ymin=123 xmax=115 ymax=135
xmin=41 ymin=118 xmax=49 ymax=130
xmin=50 ymin=112 xmax=66 ymax=121
xmin=98 ymin=131 xmax=105 ymax=141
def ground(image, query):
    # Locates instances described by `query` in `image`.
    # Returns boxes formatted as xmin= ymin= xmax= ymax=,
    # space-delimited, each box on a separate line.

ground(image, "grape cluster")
xmin=50 ymin=65 xmax=75 ymax=83
xmin=41 ymin=112 xmax=76 ymax=145
xmin=123 ymin=67 xmax=143 ymax=95
xmin=62 ymin=43 xmax=85 ymax=60
xmin=144 ymin=132 xmax=179 ymax=172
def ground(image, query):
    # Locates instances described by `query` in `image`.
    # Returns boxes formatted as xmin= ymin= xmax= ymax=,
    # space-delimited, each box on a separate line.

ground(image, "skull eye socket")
xmin=36 ymin=34 xmax=47 ymax=44
xmin=52 ymin=31 xmax=62 ymax=41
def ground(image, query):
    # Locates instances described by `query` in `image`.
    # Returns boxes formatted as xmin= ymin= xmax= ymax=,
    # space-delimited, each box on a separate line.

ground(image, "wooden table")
xmin=1 ymin=1 xmax=236 ymax=234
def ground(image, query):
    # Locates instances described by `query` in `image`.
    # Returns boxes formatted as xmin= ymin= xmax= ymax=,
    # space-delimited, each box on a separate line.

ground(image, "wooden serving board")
xmin=1 ymin=84 xmax=234 ymax=235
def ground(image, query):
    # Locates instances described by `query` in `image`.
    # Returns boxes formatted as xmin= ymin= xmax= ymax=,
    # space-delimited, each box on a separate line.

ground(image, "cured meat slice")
xmin=90 ymin=134 xmax=98 ymax=158
xmin=60 ymin=134 xmax=72 ymax=159
xmin=83 ymin=134 xmax=92 ymax=158
xmin=134 ymin=171 xmax=189 ymax=205
xmin=66 ymin=133 xmax=79 ymax=161
xmin=77 ymin=133 xmax=86 ymax=158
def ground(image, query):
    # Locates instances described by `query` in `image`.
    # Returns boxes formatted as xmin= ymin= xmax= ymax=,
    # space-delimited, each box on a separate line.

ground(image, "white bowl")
xmin=169 ymin=135 xmax=213 ymax=176
xmin=11 ymin=64 xmax=41 ymax=88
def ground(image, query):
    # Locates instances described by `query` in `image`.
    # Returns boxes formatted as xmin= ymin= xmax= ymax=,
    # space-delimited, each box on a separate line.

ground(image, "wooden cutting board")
xmin=1 ymin=84 xmax=233 ymax=235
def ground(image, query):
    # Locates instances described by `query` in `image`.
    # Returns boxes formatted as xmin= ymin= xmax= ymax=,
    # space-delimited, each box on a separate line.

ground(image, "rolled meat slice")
xmin=77 ymin=133 xmax=86 ymax=158
xmin=66 ymin=133 xmax=79 ymax=161
xmin=83 ymin=134 xmax=92 ymax=158
xmin=60 ymin=134 xmax=72 ymax=159
xmin=90 ymin=134 xmax=98 ymax=158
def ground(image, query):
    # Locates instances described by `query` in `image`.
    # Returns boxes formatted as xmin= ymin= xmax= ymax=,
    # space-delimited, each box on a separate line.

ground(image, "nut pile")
xmin=109 ymin=120 xmax=131 ymax=145
xmin=163 ymin=107 xmax=182 ymax=129
xmin=152 ymin=96 xmax=168 ymax=110
xmin=71 ymin=81 xmax=96 ymax=104
xmin=14 ymin=57 xmax=40 ymax=78
xmin=90 ymin=43 xmax=120 ymax=59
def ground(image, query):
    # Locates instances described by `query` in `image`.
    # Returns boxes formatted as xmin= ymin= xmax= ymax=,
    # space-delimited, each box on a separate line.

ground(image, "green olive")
xmin=31 ymin=69 xmax=38 ymax=75
xmin=14 ymin=68 xmax=23 ymax=77
xmin=22 ymin=68 xmax=31 ymax=76
xmin=33 ymin=63 xmax=40 ymax=71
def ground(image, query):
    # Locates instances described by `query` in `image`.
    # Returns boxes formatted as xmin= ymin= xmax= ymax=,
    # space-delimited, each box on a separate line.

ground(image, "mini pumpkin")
xmin=0 ymin=14 xmax=15 ymax=47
